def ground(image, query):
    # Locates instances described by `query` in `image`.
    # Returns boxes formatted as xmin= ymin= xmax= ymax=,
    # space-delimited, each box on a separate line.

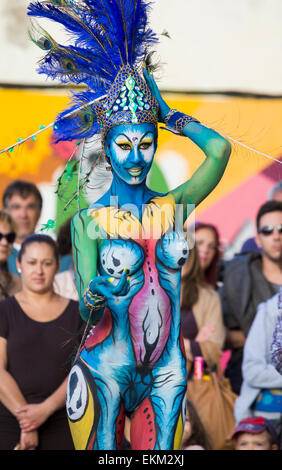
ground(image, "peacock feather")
xmin=27 ymin=0 xmax=158 ymax=142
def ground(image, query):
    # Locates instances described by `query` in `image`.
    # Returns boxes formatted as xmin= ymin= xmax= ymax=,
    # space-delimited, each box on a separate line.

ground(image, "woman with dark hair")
xmin=0 ymin=234 xmax=83 ymax=450
xmin=181 ymin=244 xmax=225 ymax=363
xmin=194 ymin=222 xmax=221 ymax=289
xmin=181 ymin=400 xmax=213 ymax=450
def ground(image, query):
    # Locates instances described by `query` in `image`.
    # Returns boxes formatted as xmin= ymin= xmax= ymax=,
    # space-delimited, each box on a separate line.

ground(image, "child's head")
xmin=181 ymin=400 xmax=213 ymax=450
xmin=232 ymin=417 xmax=279 ymax=450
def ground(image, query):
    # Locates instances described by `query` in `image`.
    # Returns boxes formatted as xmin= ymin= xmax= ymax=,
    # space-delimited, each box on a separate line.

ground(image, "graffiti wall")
xmin=0 ymin=87 xmax=281 ymax=257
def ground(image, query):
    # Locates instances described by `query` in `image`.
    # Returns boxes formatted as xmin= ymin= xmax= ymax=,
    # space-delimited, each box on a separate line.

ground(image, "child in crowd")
xmin=181 ymin=400 xmax=213 ymax=450
xmin=231 ymin=417 xmax=279 ymax=450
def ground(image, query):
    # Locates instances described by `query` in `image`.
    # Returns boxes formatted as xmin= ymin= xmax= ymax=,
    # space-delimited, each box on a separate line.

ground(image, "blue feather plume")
xmin=28 ymin=0 xmax=159 ymax=141
xmin=54 ymin=91 xmax=101 ymax=141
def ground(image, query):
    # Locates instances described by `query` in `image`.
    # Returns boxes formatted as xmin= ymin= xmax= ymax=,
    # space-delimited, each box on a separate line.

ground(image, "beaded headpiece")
xmin=27 ymin=0 xmax=159 ymax=143
xmin=96 ymin=65 xmax=158 ymax=140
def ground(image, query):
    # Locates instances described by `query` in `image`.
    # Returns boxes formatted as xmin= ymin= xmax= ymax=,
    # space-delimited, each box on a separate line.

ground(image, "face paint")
xmin=105 ymin=123 xmax=157 ymax=185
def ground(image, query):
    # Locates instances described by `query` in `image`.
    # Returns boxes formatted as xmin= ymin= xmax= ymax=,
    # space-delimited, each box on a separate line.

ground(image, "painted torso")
xmin=82 ymin=194 xmax=188 ymax=369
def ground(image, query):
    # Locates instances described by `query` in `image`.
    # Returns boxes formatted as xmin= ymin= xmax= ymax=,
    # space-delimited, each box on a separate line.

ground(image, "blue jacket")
xmin=7 ymin=246 xmax=20 ymax=276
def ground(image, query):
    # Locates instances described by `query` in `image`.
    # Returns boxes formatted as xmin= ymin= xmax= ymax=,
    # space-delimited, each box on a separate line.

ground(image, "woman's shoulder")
xmin=0 ymin=296 xmax=18 ymax=320
xmin=0 ymin=295 xmax=17 ymax=308
xmin=0 ymin=297 xmax=16 ymax=338
xmin=66 ymin=298 xmax=80 ymax=309
xmin=61 ymin=298 xmax=84 ymax=329
xmin=197 ymin=283 xmax=220 ymax=302
xmin=193 ymin=284 xmax=222 ymax=322
xmin=59 ymin=297 xmax=80 ymax=316
xmin=55 ymin=295 xmax=79 ymax=309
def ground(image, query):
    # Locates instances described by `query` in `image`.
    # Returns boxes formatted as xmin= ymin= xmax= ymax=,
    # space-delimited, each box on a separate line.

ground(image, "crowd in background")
xmin=0 ymin=179 xmax=281 ymax=451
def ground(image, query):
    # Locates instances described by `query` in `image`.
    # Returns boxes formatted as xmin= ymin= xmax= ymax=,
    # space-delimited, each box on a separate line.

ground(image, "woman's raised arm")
xmin=144 ymin=70 xmax=231 ymax=222
xmin=171 ymin=122 xmax=231 ymax=220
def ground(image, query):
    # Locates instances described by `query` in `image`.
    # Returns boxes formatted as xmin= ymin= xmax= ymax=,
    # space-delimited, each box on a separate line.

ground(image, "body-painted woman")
xmin=66 ymin=76 xmax=231 ymax=449
xmin=27 ymin=0 xmax=231 ymax=450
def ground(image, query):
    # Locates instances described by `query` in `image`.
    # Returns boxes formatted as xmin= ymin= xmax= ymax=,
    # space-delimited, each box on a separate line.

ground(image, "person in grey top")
xmin=234 ymin=292 xmax=282 ymax=445
xmin=271 ymin=287 xmax=282 ymax=375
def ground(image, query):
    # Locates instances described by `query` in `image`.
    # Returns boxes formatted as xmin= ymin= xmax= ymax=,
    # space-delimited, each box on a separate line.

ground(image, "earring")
xmin=17 ymin=268 xmax=21 ymax=273
xmin=104 ymin=153 xmax=112 ymax=171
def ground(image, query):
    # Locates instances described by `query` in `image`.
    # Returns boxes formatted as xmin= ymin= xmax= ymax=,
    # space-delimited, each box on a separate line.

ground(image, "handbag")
xmin=186 ymin=341 xmax=237 ymax=450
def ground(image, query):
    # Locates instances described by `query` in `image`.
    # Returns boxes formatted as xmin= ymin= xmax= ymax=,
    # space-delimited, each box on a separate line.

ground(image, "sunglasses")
xmin=0 ymin=232 xmax=16 ymax=243
xmin=258 ymin=224 xmax=282 ymax=236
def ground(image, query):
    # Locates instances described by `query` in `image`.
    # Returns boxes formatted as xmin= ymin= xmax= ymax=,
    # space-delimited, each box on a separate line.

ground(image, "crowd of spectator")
xmin=0 ymin=178 xmax=281 ymax=451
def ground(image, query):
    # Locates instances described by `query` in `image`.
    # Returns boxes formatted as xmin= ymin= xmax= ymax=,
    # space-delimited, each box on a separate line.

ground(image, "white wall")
xmin=1 ymin=0 xmax=282 ymax=94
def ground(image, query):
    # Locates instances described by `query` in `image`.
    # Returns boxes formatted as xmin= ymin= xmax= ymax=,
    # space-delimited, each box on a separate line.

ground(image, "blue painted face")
xmin=104 ymin=123 xmax=158 ymax=185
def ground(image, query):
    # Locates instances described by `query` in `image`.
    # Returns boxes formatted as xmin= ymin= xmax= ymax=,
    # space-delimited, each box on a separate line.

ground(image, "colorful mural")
xmin=0 ymin=87 xmax=281 ymax=255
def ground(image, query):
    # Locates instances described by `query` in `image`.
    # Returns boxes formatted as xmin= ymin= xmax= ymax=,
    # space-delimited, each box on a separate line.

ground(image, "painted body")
xmin=24 ymin=0 xmax=231 ymax=451
xmin=66 ymin=80 xmax=231 ymax=450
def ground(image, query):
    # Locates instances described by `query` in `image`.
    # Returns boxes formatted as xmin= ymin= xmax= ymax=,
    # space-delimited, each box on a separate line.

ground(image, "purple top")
xmin=180 ymin=308 xmax=202 ymax=358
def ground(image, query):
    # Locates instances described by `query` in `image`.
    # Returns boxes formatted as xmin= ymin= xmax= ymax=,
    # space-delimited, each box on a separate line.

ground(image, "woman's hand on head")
xmin=143 ymin=68 xmax=170 ymax=122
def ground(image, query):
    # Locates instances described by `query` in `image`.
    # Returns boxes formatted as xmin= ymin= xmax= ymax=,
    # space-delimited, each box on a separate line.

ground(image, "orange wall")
xmin=0 ymin=88 xmax=281 ymax=249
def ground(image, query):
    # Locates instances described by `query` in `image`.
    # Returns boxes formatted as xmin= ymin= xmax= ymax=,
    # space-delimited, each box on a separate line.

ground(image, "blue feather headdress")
xmin=27 ymin=0 xmax=160 ymax=142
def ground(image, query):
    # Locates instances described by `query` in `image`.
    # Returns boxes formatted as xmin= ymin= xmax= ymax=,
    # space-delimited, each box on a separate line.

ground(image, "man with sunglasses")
xmin=240 ymin=180 xmax=282 ymax=254
xmin=220 ymin=200 xmax=282 ymax=395
xmin=2 ymin=180 xmax=42 ymax=276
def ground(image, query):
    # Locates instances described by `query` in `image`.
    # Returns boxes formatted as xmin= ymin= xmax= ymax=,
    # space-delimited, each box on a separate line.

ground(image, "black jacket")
xmin=219 ymin=252 xmax=278 ymax=336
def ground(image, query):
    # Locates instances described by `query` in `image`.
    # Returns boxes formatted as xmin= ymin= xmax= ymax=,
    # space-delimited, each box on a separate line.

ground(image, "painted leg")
xmin=130 ymin=374 xmax=186 ymax=450
xmin=66 ymin=359 xmax=125 ymax=450
xmin=150 ymin=374 xmax=187 ymax=450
